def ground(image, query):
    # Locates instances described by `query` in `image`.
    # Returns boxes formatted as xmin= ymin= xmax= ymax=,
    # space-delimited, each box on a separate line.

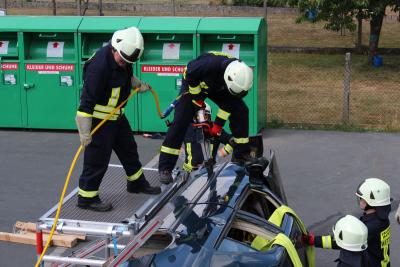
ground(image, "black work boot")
xmin=77 ymin=196 xmax=113 ymax=212
xmin=231 ymin=153 xmax=258 ymax=165
xmin=159 ymin=170 xmax=173 ymax=184
xmin=127 ymin=175 xmax=161 ymax=194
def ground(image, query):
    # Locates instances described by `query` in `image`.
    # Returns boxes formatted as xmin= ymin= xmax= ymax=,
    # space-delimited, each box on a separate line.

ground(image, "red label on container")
xmin=25 ymin=63 xmax=74 ymax=72
xmin=0 ymin=63 xmax=18 ymax=70
xmin=141 ymin=65 xmax=185 ymax=74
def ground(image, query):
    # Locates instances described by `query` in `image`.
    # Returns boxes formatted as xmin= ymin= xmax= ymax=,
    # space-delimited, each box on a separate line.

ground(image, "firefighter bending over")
xmin=158 ymin=52 xmax=253 ymax=184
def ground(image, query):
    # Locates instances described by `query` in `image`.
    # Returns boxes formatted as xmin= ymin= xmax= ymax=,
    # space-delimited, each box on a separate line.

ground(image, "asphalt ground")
xmin=0 ymin=129 xmax=399 ymax=266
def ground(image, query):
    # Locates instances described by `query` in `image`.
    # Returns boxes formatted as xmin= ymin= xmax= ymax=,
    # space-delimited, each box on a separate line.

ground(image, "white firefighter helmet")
xmin=332 ymin=215 xmax=368 ymax=252
xmin=111 ymin=27 xmax=144 ymax=64
xmin=205 ymin=102 xmax=212 ymax=115
xmin=224 ymin=60 xmax=253 ymax=95
xmin=356 ymin=178 xmax=391 ymax=207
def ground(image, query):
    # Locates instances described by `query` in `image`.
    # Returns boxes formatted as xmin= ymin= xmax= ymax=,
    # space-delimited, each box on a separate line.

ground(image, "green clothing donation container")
xmin=137 ymin=17 xmax=201 ymax=132
xmin=196 ymin=17 xmax=267 ymax=135
xmin=0 ymin=16 xmax=24 ymax=128
xmin=21 ymin=16 xmax=82 ymax=129
xmin=78 ymin=16 xmax=142 ymax=131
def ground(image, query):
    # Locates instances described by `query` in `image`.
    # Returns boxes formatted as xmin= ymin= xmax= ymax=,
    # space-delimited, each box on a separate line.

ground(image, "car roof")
xmin=146 ymin=162 xmax=289 ymax=267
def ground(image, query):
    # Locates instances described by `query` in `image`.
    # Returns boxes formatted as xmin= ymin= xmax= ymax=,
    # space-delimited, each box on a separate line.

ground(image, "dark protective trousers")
xmin=79 ymin=115 xmax=142 ymax=196
xmin=159 ymin=89 xmax=249 ymax=172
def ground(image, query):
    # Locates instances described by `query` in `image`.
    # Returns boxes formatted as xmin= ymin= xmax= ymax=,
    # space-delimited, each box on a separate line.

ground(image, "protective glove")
xmin=218 ymin=143 xmax=233 ymax=158
xmin=139 ymin=81 xmax=151 ymax=93
xmin=301 ymin=232 xmax=315 ymax=246
xmin=75 ymin=114 xmax=92 ymax=147
xmin=396 ymin=203 xmax=400 ymax=224
xmin=132 ymin=76 xmax=151 ymax=93
xmin=209 ymin=123 xmax=222 ymax=137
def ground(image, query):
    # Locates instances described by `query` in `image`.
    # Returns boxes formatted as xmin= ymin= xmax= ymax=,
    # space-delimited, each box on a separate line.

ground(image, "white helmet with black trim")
xmin=111 ymin=27 xmax=144 ymax=64
xmin=205 ymin=102 xmax=212 ymax=116
xmin=332 ymin=215 xmax=368 ymax=252
xmin=224 ymin=60 xmax=253 ymax=96
xmin=356 ymin=178 xmax=391 ymax=207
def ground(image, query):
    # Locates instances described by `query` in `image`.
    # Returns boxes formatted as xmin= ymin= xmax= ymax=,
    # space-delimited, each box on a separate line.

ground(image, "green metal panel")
xmin=197 ymin=17 xmax=262 ymax=34
xmin=12 ymin=16 xmax=83 ymax=32
xmin=21 ymin=16 xmax=81 ymax=129
xmin=196 ymin=17 xmax=267 ymax=135
xmin=78 ymin=16 xmax=142 ymax=131
xmin=137 ymin=17 xmax=201 ymax=132
xmin=25 ymin=66 xmax=77 ymax=129
xmin=0 ymin=58 xmax=23 ymax=128
xmin=0 ymin=21 xmax=22 ymax=128
xmin=78 ymin=16 xmax=142 ymax=33
xmin=257 ymin=21 xmax=268 ymax=133
xmin=24 ymin=32 xmax=77 ymax=61
xmin=139 ymin=17 xmax=201 ymax=33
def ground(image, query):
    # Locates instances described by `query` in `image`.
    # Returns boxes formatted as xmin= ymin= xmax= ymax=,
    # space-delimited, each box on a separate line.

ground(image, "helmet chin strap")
xmin=363 ymin=204 xmax=376 ymax=214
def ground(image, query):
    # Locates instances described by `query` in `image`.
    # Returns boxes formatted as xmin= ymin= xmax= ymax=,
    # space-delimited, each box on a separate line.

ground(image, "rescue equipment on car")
xmin=251 ymin=205 xmax=315 ymax=267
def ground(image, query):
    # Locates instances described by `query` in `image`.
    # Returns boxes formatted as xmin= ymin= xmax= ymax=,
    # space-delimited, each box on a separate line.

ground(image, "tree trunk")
xmin=172 ymin=0 xmax=175 ymax=16
xmin=356 ymin=9 xmax=362 ymax=49
xmin=99 ymin=0 xmax=103 ymax=16
xmin=263 ymin=0 xmax=267 ymax=19
xmin=77 ymin=0 xmax=81 ymax=16
xmin=368 ymin=8 xmax=385 ymax=61
xmin=52 ymin=0 xmax=56 ymax=16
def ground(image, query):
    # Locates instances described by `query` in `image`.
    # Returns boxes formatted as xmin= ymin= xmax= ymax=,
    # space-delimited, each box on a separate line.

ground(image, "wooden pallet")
xmin=0 ymin=221 xmax=86 ymax=248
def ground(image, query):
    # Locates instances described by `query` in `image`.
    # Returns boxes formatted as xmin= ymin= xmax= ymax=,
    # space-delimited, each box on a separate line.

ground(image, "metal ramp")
xmin=37 ymin=139 xmax=232 ymax=266
xmin=38 ymin=166 xmax=184 ymax=266
xmin=41 ymin=166 xmax=162 ymax=224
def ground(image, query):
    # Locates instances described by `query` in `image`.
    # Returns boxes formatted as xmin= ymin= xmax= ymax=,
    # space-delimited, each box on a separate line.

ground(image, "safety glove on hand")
xmin=218 ymin=140 xmax=234 ymax=158
xmin=75 ymin=114 xmax=92 ymax=147
xmin=396 ymin=203 xmax=400 ymax=224
xmin=209 ymin=123 xmax=222 ymax=137
xmin=132 ymin=76 xmax=151 ymax=93
xmin=301 ymin=232 xmax=315 ymax=246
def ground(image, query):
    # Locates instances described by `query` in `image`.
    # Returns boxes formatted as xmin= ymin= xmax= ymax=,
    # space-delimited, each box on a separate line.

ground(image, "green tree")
xmin=286 ymin=0 xmax=400 ymax=60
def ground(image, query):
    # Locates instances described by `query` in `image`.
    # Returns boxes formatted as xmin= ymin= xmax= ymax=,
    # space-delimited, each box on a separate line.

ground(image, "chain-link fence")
xmin=2 ymin=1 xmax=400 ymax=130
xmin=267 ymin=52 xmax=400 ymax=130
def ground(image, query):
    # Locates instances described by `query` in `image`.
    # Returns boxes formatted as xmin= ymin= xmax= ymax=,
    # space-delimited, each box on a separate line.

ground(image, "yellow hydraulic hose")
xmin=34 ymin=87 xmax=162 ymax=267
xmin=149 ymin=87 xmax=163 ymax=118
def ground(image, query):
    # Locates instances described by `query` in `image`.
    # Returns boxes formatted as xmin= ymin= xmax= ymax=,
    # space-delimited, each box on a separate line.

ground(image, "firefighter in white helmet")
xmin=158 ymin=52 xmax=253 ymax=184
xmin=305 ymin=215 xmax=368 ymax=267
xmin=304 ymin=178 xmax=391 ymax=267
xmin=332 ymin=215 xmax=368 ymax=267
xmin=355 ymin=178 xmax=391 ymax=267
xmin=75 ymin=27 xmax=160 ymax=212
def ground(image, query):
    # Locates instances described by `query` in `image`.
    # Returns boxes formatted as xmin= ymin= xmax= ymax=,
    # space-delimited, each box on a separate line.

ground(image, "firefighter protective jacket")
xmin=78 ymin=44 xmax=133 ymax=120
xmin=184 ymin=52 xmax=237 ymax=126
xmin=361 ymin=212 xmax=390 ymax=267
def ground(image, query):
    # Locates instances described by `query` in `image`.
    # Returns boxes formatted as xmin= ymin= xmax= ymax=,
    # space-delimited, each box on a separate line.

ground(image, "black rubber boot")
xmin=127 ymin=175 xmax=161 ymax=194
xmin=77 ymin=196 xmax=113 ymax=212
xmin=159 ymin=170 xmax=173 ymax=184
xmin=231 ymin=153 xmax=258 ymax=165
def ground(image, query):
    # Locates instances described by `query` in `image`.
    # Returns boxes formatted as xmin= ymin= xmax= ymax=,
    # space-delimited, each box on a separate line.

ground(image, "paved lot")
xmin=0 ymin=129 xmax=399 ymax=266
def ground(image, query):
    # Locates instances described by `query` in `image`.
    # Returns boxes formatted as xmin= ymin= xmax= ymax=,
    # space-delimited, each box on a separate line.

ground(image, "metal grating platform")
xmin=43 ymin=167 xmax=161 ymax=224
